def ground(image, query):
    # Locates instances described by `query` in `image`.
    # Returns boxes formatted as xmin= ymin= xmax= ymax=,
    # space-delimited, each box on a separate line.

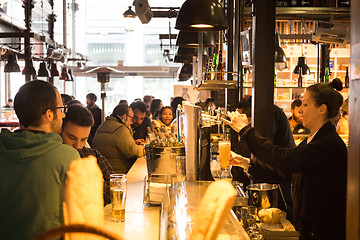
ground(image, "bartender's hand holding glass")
xmin=221 ymin=111 xmax=248 ymax=133
xmin=230 ymin=151 xmax=250 ymax=172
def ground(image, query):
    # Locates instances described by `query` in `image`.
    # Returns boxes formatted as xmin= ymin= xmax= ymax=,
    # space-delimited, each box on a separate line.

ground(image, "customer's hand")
xmin=135 ymin=139 xmax=145 ymax=145
xmin=221 ymin=111 xmax=248 ymax=132
xmin=229 ymin=151 xmax=250 ymax=171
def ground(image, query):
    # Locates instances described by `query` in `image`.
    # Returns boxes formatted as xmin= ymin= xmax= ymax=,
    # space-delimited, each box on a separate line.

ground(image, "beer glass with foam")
xmin=110 ymin=174 xmax=127 ymax=222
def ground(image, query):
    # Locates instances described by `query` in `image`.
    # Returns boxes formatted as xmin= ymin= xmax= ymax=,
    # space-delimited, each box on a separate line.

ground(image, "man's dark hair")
xmin=63 ymin=105 xmax=94 ymax=128
xmin=112 ymin=103 xmax=129 ymax=117
xmin=291 ymin=99 xmax=302 ymax=110
xmin=86 ymin=93 xmax=97 ymax=101
xmin=8 ymin=98 xmax=13 ymax=103
xmin=61 ymin=94 xmax=73 ymax=105
xmin=150 ymin=99 xmax=162 ymax=117
xmin=236 ymin=99 xmax=252 ymax=118
xmin=14 ymin=80 xmax=58 ymax=128
xmin=171 ymin=97 xmax=184 ymax=111
xmin=67 ymin=99 xmax=82 ymax=106
xmin=130 ymin=101 xmax=147 ymax=113
xmin=143 ymin=95 xmax=153 ymax=104
xmin=205 ymin=97 xmax=215 ymax=106
xmin=119 ymin=99 xmax=128 ymax=105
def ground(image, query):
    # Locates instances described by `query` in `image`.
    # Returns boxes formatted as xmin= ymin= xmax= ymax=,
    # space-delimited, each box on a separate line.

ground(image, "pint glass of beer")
xmin=218 ymin=140 xmax=231 ymax=169
xmin=110 ymin=174 xmax=127 ymax=222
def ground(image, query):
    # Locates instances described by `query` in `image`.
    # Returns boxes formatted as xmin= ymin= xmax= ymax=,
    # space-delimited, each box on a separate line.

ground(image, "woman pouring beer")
xmin=223 ymin=79 xmax=347 ymax=240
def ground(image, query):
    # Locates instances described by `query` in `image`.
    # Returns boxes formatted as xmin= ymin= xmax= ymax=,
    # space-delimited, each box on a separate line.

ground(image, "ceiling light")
xmin=123 ymin=6 xmax=136 ymax=18
xmin=38 ymin=62 xmax=50 ymax=77
xmin=175 ymin=0 xmax=228 ymax=32
xmin=4 ymin=53 xmax=20 ymax=73
xmin=176 ymin=31 xmax=216 ymax=48
xmin=50 ymin=63 xmax=60 ymax=77
xmin=274 ymin=32 xmax=287 ymax=71
xmin=293 ymin=56 xmax=310 ymax=75
xmin=59 ymin=66 xmax=70 ymax=81
xmin=22 ymin=59 xmax=37 ymax=76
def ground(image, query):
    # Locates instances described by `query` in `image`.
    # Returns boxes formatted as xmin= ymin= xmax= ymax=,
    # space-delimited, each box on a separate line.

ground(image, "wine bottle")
xmin=211 ymin=53 xmax=218 ymax=80
xmin=345 ymin=67 xmax=349 ymax=87
xmin=217 ymin=52 xmax=225 ymax=81
xmin=324 ymin=67 xmax=330 ymax=83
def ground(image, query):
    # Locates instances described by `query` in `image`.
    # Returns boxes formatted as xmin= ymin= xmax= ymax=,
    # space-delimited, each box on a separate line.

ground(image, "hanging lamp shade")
xmin=175 ymin=0 xmax=228 ymax=31
xmin=176 ymin=31 xmax=216 ymax=48
xmin=4 ymin=53 xmax=21 ymax=72
xmin=22 ymin=59 xmax=37 ymax=76
xmin=178 ymin=63 xmax=192 ymax=81
xmin=123 ymin=6 xmax=136 ymax=18
xmin=293 ymin=56 xmax=310 ymax=75
xmin=68 ymin=69 xmax=74 ymax=81
xmin=274 ymin=32 xmax=287 ymax=71
xmin=60 ymin=67 xmax=70 ymax=80
xmin=38 ymin=62 xmax=50 ymax=77
xmin=173 ymin=54 xmax=192 ymax=63
xmin=50 ymin=63 xmax=60 ymax=77
xmin=176 ymin=47 xmax=209 ymax=57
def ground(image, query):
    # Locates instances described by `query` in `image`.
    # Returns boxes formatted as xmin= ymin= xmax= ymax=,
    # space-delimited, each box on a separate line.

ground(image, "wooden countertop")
xmin=104 ymin=157 xmax=160 ymax=240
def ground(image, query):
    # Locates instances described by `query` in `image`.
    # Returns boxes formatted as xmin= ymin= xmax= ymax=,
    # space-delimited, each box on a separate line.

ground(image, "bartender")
xmin=223 ymin=79 xmax=347 ymax=240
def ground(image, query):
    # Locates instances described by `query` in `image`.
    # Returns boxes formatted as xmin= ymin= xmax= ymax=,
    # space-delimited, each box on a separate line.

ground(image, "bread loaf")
xmin=63 ymin=156 xmax=104 ymax=240
xmin=190 ymin=180 xmax=237 ymax=240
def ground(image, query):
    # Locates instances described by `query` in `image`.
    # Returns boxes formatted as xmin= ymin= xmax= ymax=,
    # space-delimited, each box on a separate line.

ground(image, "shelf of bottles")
xmin=197 ymin=48 xmax=238 ymax=90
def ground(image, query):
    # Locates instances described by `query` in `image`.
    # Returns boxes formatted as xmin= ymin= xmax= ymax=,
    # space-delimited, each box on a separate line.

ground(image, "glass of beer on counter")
xmin=218 ymin=140 xmax=231 ymax=169
xmin=110 ymin=174 xmax=127 ymax=222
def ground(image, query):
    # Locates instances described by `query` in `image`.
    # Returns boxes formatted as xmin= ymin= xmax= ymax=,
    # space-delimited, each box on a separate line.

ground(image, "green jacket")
xmin=92 ymin=115 xmax=143 ymax=174
xmin=0 ymin=129 xmax=80 ymax=240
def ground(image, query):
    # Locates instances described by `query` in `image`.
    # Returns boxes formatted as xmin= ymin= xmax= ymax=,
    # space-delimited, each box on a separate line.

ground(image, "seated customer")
xmin=153 ymin=106 xmax=174 ymax=131
xmin=93 ymin=104 xmax=143 ymax=173
xmin=61 ymin=104 xmax=114 ymax=205
xmin=289 ymin=99 xmax=310 ymax=135
xmin=130 ymin=101 xmax=152 ymax=144
xmin=0 ymin=80 xmax=80 ymax=240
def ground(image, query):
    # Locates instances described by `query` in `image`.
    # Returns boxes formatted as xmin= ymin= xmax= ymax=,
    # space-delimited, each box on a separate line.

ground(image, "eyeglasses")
xmin=43 ymin=105 xmax=68 ymax=114
xmin=56 ymin=106 xmax=68 ymax=113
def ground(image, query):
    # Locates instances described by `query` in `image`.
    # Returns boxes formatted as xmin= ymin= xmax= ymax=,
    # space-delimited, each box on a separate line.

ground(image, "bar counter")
xmin=103 ymin=157 xmax=160 ymax=239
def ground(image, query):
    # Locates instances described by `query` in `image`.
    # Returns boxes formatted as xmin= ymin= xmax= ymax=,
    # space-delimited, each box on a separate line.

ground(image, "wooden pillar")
xmin=347 ymin=1 xmax=360 ymax=238
xmin=251 ymin=0 xmax=275 ymax=139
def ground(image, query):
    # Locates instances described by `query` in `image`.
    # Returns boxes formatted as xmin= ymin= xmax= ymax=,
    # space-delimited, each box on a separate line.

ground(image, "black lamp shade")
xmin=274 ymin=32 xmax=287 ymax=70
xmin=123 ymin=6 xmax=136 ymax=18
xmin=68 ymin=69 xmax=74 ymax=81
xmin=176 ymin=31 xmax=216 ymax=48
xmin=4 ymin=53 xmax=20 ymax=72
xmin=22 ymin=59 xmax=37 ymax=76
xmin=97 ymin=72 xmax=110 ymax=83
xmin=60 ymin=67 xmax=70 ymax=80
xmin=173 ymin=54 xmax=192 ymax=63
xmin=50 ymin=63 xmax=60 ymax=77
xmin=176 ymin=47 xmax=209 ymax=57
xmin=175 ymin=0 xmax=228 ymax=31
xmin=180 ymin=63 xmax=193 ymax=75
xmin=293 ymin=56 xmax=310 ymax=75
xmin=38 ymin=62 xmax=50 ymax=77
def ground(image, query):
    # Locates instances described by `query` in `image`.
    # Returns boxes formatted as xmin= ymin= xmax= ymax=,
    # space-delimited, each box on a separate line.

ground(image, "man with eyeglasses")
xmin=61 ymin=104 xmax=114 ymax=205
xmin=130 ymin=100 xmax=152 ymax=144
xmin=92 ymin=103 xmax=143 ymax=174
xmin=0 ymin=80 xmax=80 ymax=240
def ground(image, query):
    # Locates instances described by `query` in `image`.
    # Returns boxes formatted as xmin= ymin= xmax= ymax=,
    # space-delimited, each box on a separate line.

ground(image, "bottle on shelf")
xmin=217 ymin=52 xmax=225 ymax=81
xmin=298 ymin=72 xmax=303 ymax=87
xmin=324 ymin=67 xmax=330 ymax=83
xmin=345 ymin=67 xmax=349 ymax=88
xmin=211 ymin=53 xmax=218 ymax=80
xmin=274 ymin=67 xmax=277 ymax=87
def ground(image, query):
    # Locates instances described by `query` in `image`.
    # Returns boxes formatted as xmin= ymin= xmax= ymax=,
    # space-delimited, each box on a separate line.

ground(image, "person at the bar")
xmin=130 ymin=101 xmax=152 ymax=144
xmin=289 ymin=99 xmax=310 ymax=135
xmin=0 ymin=80 xmax=80 ymax=240
xmin=61 ymin=104 xmax=114 ymax=205
xmin=86 ymin=93 xmax=102 ymax=146
xmin=152 ymin=106 xmax=174 ymax=131
xmin=93 ymin=103 xmax=143 ymax=174
xmin=223 ymin=79 xmax=347 ymax=240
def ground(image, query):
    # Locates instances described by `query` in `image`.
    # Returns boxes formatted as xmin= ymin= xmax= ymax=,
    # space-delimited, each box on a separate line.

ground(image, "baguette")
xmin=63 ymin=156 xmax=104 ymax=240
xmin=190 ymin=180 xmax=237 ymax=240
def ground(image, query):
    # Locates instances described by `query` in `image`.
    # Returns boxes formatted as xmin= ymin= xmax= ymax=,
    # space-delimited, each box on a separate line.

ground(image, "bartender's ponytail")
xmin=307 ymin=79 xmax=344 ymax=119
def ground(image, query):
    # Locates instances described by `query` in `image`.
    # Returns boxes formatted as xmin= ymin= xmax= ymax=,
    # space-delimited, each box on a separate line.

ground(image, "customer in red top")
xmin=223 ymin=79 xmax=347 ymax=240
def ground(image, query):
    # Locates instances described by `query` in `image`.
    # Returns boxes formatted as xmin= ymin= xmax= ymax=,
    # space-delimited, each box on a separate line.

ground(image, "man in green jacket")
xmin=0 ymin=80 xmax=80 ymax=240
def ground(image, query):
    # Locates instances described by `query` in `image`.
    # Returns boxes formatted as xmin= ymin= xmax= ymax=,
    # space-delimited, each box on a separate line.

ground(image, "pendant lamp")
xmin=178 ymin=63 xmax=192 ymax=81
xmin=22 ymin=59 xmax=37 ymax=76
xmin=50 ymin=62 xmax=60 ymax=77
xmin=293 ymin=56 xmax=310 ymax=75
xmin=175 ymin=0 xmax=228 ymax=31
xmin=274 ymin=32 xmax=287 ymax=71
xmin=38 ymin=62 xmax=50 ymax=77
xmin=176 ymin=47 xmax=209 ymax=57
xmin=68 ymin=69 xmax=74 ymax=81
xmin=176 ymin=31 xmax=216 ymax=48
xmin=173 ymin=54 xmax=192 ymax=63
xmin=4 ymin=53 xmax=21 ymax=72
xmin=60 ymin=66 xmax=70 ymax=81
